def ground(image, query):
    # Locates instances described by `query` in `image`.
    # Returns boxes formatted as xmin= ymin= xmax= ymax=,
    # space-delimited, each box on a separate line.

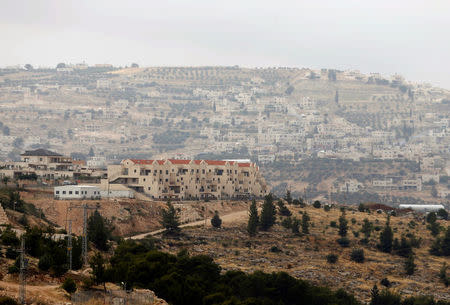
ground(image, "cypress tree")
xmin=302 ymin=212 xmax=310 ymax=234
xmin=404 ymin=254 xmax=416 ymax=275
xmin=338 ymin=211 xmax=348 ymax=237
xmin=247 ymin=199 xmax=259 ymax=236
xmin=161 ymin=201 xmax=180 ymax=235
xmin=379 ymin=218 xmax=394 ymax=253
xmin=260 ymin=193 xmax=276 ymax=231
xmin=211 ymin=211 xmax=222 ymax=228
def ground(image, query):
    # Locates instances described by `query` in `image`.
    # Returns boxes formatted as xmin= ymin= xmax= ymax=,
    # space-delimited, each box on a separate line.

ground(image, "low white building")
xmin=399 ymin=204 xmax=445 ymax=213
xmin=54 ymin=185 xmax=101 ymax=200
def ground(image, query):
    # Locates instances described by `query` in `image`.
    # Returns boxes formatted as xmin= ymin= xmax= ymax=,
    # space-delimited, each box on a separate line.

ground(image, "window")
xmin=202 ymin=169 xmax=205 ymax=174
xmin=56 ymin=191 xmax=60 ymax=194
xmin=165 ymin=179 xmax=168 ymax=182
xmin=75 ymin=191 xmax=79 ymax=194
xmin=69 ymin=191 xmax=72 ymax=194
xmin=148 ymin=187 xmax=151 ymax=190
xmin=63 ymin=191 xmax=66 ymax=194
xmin=166 ymin=170 xmax=168 ymax=174
xmin=134 ymin=169 xmax=137 ymax=173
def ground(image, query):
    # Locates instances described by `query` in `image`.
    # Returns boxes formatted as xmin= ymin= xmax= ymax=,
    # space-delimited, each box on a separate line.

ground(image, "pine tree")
xmin=161 ymin=201 xmax=180 ymax=235
xmin=291 ymin=217 xmax=300 ymax=234
xmin=302 ymin=212 xmax=310 ymax=234
xmin=211 ymin=211 xmax=222 ymax=228
xmin=284 ymin=190 xmax=292 ymax=204
xmin=87 ymin=210 xmax=114 ymax=251
xmin=260 ymin=193 xmax=276 ymax=231
xmin=379 ymin=219 xmax=394 ymax=253
xmin=404 ymin=254 xmax=416 ymax=275
xmin=370 ymin=284 xmax=379 ymax=305
xmin=90 ymin=252 xmax=106 ymax=291
xmin=338 ymin=212 xmax=348 ymax=237
xmin=361 ymin=218 xmax=373 ymax=239
xmin=247 ymin=199 xmax=259 ymax=236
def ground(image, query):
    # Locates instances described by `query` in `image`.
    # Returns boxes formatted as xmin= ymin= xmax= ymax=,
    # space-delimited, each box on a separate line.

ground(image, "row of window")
xmin=55 ymin=190 xmax=99 ymax=195
xmin=134 ymin=168 xmax=248 ymax=175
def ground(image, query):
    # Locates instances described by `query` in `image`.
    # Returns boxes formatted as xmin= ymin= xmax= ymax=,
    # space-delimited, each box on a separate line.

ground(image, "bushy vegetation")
xmin=350 ymin=249 xmax=365 ymax=263
xmin=87 ymin=210 xmax=114 ymax=251
xmin=105 ymin=241 xmax=361 ymax=305
xmin=62 ymin=277 xmax=77 ymax=293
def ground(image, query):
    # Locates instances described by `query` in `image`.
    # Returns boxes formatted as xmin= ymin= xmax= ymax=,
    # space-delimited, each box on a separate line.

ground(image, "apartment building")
xmin=107 ymin=159 xmax=268 ymax=200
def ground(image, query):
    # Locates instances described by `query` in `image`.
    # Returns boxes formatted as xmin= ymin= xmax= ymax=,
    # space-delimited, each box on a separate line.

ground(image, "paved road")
xmin=129 ymin=209 xmax=249 ymax=240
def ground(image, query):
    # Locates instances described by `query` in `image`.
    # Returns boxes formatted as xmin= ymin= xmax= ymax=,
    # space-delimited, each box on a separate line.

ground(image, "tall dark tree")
xmin=90 ymin=252 xmax=106 ymax=291
xmin=361 ymin=218 xmax=373 ymax=239
xmin=260 ymin=194 xmax=276 ymax=231
xmin=302 ymin=212 xmax=310 ymax=234
xmin=338 ymin=212 xmax=348 ymax=237
xmin=284 ymin=190 xmax=292 ymax=204
xmin=87 ymin=210 xmax=114 ymax=251
xmin=247 ymin=199 xmax=259 ymax=236
xmin=379 ymin=218 xmax=394 ymax=253
xmin=160 ymin=201 xmax=180 ymax=235
xmin=211 ymin=211 xmax=222 ymax=228
xmin=404 ymin=254 xmax=416 ymax=275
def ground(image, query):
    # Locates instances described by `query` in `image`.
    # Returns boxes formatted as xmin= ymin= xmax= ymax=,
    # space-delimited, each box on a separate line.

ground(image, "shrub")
xmin=358 ymin=203 xmax=365 ymax=212
xmin=337 ymin=237 xmax=350 ymax=247
xmin=291 ymin=217 xmax=300 ymax=234
xmin=7 ymin=265 xmax=19 ymax=274
xmin=330 ymin=221 xmax=337 ymax=228
xmin=211 ymin=211 xmax=222 ymax=228
xmin=323 ymin=205 xmax=331 ymax=212
xmin=439 ymin=263 xmax=449 ymax=287
xmin=281 ymin=217 xmax=292 ymax=229
xmin=0 ymin=296 xmax=18 ymax=305
xmin=62 ymin=277 xmax=77 ymax=294
xmin=326 ymin=254 xmax=338 ymax=264
xmin=269 ymin=246 xmax=281 ymax=253
xmin=352 ymin=231 xmax=360 ymax=238
xmin=38 ymin=254 xmax=53 ymax=271
xmin=350 ymin=248 xmax=365 ymax=263
xmin=5 ymin=248 xmax=18 ymax=259
xmin=313 ymin=200 xmax=321 ymax=208
xmin=351 ymin=218 xmax=356 ymax=225
xmin=380 ymin=278 xmax=391 ymax=287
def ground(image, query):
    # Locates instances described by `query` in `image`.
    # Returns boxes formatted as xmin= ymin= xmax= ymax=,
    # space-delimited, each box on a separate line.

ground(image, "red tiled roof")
xmin=130 ymin=159 xmax=154 ymax=164
xmin=156 ymin=160 xmax=165 ymax=165
xmin=168 ymin=159 xmax=191 ymax=165
xmin=238 ymin=162 xmax=251 ymax=167
xmin=193 ymin=160 xmax=202 ymax=165
xmin=205 ymin=160 xmax=227 ymax=166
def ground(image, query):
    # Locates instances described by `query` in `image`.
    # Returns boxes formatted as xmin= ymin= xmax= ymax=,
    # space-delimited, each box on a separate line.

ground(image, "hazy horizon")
xmin=1 ymin=0 xmax=449 ymax=89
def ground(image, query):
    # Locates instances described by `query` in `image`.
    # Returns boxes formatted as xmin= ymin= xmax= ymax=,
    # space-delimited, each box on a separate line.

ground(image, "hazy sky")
xmin=1 ymin=0 xmax=449 ymax=88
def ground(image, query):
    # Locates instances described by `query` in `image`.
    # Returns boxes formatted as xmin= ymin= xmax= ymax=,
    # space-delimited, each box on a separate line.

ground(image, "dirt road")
xmin=129 ymin=209 xmax=249 ymax=240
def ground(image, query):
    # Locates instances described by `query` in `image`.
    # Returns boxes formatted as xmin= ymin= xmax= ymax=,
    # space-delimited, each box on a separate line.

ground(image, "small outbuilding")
xmin=54 ymin=185 xmax=101 ymax=200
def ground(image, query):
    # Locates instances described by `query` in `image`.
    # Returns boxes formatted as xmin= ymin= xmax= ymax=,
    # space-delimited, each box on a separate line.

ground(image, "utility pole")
xmin=68 ymin=203 xmax=96 ymax=266
xmin=67 ymin=220 xmax=72 ymax=271
xmin=19 ymin=237 xmax=27 ymax=305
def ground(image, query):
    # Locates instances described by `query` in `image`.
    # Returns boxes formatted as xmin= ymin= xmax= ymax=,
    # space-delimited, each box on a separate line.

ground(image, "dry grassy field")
xmin=156 ymin=203 xmax=449 ymax=303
